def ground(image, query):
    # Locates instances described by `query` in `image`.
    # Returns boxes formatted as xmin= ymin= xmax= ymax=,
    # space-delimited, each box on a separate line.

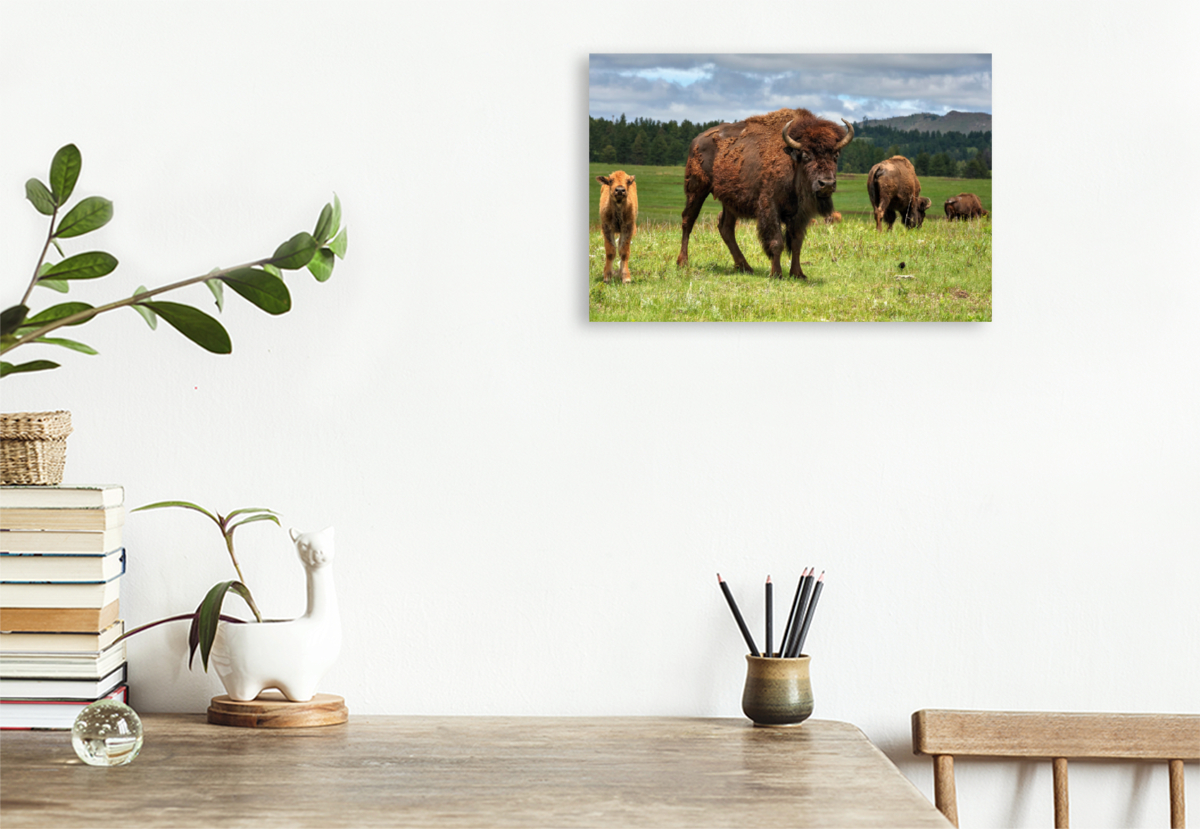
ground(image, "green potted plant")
xmin=0 ymin=143 xmax=347 ymax=483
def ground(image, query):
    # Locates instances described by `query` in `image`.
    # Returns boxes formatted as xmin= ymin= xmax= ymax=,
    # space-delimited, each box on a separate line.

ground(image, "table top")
xmin=0 ymin=715 xmax=951 ymax=828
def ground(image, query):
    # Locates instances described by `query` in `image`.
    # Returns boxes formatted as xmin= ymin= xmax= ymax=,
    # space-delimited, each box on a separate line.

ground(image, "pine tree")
xmin=630 ymin=131 xmax=648 ymax=165
xmin=914 ymin=152 xmax=931 ymax=176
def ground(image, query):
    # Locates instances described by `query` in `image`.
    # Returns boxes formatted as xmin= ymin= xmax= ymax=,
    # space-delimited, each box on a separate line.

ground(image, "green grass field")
xmin=588 ymin=162 xmax=991 ymax=322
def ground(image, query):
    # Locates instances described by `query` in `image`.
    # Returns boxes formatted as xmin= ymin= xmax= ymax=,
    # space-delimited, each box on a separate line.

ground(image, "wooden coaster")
xmin=207 ymin=691 xmax=348 ymax=728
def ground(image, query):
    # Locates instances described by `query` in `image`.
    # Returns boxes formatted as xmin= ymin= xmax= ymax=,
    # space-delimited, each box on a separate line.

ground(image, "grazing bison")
xmin=944 ymin=193 xmax=989 ymax=220
xmin=676 ymin=108 xmax=853 ymax=279
xmin=866 ymin=156 xmax=930 ymax=232
xmin=596 ymin=170 xmax=638 ymax=283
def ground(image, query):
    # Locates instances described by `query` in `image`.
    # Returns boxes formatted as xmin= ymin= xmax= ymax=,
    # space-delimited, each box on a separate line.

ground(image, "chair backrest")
xmin=911 ymin=710 xmax=1199 ymax=828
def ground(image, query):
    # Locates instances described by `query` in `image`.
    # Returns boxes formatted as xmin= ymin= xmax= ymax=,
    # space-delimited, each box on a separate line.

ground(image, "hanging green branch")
xmin=1 ymin=143 xmax=348 ymax=378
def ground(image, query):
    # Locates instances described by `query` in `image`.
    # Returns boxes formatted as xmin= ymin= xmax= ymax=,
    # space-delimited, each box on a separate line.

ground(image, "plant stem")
xmin=112 ymin=612 xmax=247 ymax=646
xmin=1 ymin=255 xmax=275 ymax=355
xmin=20 ymin=208 xmax=59 ymax=307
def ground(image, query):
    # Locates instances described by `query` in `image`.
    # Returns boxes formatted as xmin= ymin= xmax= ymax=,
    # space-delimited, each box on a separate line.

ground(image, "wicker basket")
xmin=0 ymin=410 xmax=73 ymax=485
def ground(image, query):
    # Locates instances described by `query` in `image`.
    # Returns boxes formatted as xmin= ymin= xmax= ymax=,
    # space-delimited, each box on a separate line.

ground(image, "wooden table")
xmin=0 ymin=716 xmax=951 ymax=828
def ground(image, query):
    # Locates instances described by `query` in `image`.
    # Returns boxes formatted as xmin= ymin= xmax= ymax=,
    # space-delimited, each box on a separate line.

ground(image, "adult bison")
xmin=676 ymin=108 xmax=853 ymax=279
xmin=866 ymin=156 xmax=930 ymax=232
xmin=595 ymin=170 xmax=638 ymax=283
xmin=944 ymin=193 xmax=989 ymax=220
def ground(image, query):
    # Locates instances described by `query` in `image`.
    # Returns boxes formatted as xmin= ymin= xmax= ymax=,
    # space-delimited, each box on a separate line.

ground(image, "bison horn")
xmin=782 ymin=120 xmax=803 ymax=150
xmin=833 ymin=118 xmax=854 ymax=151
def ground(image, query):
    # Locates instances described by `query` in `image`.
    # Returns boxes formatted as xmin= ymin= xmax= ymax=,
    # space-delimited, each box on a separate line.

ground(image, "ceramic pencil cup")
xmin=741 ymin=655 xmax=813 ymax=727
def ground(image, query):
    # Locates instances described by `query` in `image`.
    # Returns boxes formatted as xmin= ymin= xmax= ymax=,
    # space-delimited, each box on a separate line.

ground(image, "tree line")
xmin=589 ymin=116 xmax=991 ymax=179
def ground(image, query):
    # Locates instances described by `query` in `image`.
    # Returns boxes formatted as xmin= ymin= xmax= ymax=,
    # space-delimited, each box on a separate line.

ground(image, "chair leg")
xmin=1169 ymin=759 xmax=1185 ymax=829
xmin=933 ymin=754 xmax=959 ymax=827
xmin=1053 ymin=757 xmax=1069 ymax=829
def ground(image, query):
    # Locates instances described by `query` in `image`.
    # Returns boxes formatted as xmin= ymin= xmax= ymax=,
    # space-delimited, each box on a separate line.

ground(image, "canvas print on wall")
xmin=588 ymin=54 xmax=992 ymax=322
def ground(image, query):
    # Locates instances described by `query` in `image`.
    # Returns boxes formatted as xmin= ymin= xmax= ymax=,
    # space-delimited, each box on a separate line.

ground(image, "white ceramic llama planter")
xmin=210 ymin=527 xmax=341 ymax=702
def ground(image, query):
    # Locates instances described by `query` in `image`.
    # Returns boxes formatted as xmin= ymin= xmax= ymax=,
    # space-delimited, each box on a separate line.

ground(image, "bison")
xmin=676 ymin=108 xmax=853 ymax=279
xmin=866 ymin=156 xmax=930 ymax=232
xmin=596 ymin=170 xmax=638 ymax=283
xmin=944 ymin=193 xmax=989 ymax=220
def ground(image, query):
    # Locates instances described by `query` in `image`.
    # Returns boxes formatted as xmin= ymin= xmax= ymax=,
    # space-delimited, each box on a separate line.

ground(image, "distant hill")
xmin=859 ymin=111 xmax=991 ymax=134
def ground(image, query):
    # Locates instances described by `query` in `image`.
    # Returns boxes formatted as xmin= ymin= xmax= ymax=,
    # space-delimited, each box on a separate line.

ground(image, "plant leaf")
xmin=262 ymin=263 xmax=282 ymax=280
xmin=269 ymin=232 xmax=318 ymax=270
xmin=313 ymin=203 xmax=334 ymax=245
xmin=220 ymin=267 xmax=291 ymax=315
xmin=307 ymin=248 xmax=335 ymax=282
xmin=194 ymin=581 xmax=259 ymax=671
xmin=132 ymin=500 xmax=220 ymax=523
xmin=25 ymin=179 xmax=55 ymax=215
xmin=1 ymin=306 xmax=29 ymax=337
xmin=329 ymin=226 xmax=348 ymax=259
xmin=228 ymin=513 xmax=282 ymax=534
xmin=55 ymin=196 xmax=113 ymax=238
xmin=33 ymin=336 xmax=98 ymax=355
xmin=206 ymin=278 xmax=225 ymax=312
xmin=1 ymin=359 xmax=60 ymax=377
xmin=139 ymin=301 xmax=232 ymax=353
xmin=330 ymin=194 xmax=342 ymax=238
xmin=37 ymin=279 xmax=70 ymax=293
xmin=22 ymin=302 xmax=95 ymax=328
xmin=41 ymin=251 xmax=118 ymax=281
xmin=224 ymin=507 xmax=280 ymax=521
xmin=49 ymin=144 xmax=82 ymax=204
xmin=130 ymin=286 xmax=157 ymax=329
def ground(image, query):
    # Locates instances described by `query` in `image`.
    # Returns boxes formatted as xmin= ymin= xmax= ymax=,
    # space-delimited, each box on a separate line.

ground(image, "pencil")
xmin=793 ymin=571 xmax=824 ymax=657
xmin=765 ymin=576 xmax=773 ymax=658
xmin=783 ymin=568 xmax=814 ymax=658
xmin=779 ymin=567 xmax=809 ymax=655
xmin=717 ymin=573 xmax=760 ymax=656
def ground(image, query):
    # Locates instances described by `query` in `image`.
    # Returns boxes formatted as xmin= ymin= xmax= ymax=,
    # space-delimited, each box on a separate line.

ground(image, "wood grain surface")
xmin=0 ymin=716 xmax=951 ymax=828
xmin=206 ymin=692 xmax=348 ymax=728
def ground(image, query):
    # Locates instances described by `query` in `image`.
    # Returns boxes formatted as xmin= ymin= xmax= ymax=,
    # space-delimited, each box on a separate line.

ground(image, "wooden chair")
xmin=912 ymin=710 xmax=1199 ymax=828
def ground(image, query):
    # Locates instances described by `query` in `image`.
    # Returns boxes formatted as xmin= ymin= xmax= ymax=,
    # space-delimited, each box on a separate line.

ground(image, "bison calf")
xmin=596 ymin=170 xmax=638 ymax=283
xmin=867 ymin=155 xmax=930 ymax=231
xmin=944 ymin=193 xmax=989 ymax=220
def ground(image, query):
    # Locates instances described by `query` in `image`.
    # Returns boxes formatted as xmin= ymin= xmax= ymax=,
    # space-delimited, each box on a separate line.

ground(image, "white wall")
xmin=2 ymin=2 xmax=1196 ymax=826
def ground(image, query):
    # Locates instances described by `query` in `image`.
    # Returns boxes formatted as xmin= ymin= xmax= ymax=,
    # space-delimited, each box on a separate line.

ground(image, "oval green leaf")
xmin=139 ymin=301 xmax=232 ymax=354
xmin=25 ymin=179 xmax=56 ymax=215
xmin=1 ymin=306 xmax=29 ymax=337
xmin=23 ymin=302 xmax=95 ymax=328
xmin=1 ymin=359 xmax=60 ymax=377
xmin=331 ymin=194 xmax=342 ymax=238
xmin=269 ymin=231 xmax=318 ymax=270
xmin=33 ymin=336 xmax=98 ymax=355
xmin=206 ymin=278 xmax=225 ymax=313
xmin=38 ymin=279 xmax=70 ymax=293
xmin=307 ymin=248 xmax=335 ymax=283
xmin=329 ymin=226 xmax=348 ymax=260
xmin=130 ymin=286 xmax=157 ymax=329
xmin=50 ymin=144 xmax=82 ymax=204
xmin=220 ymin=268 xmax=291 ymax=315
xmin=55 ymin=196 xmax=113 ymax=238
xmin=41 ymin=251 xmax=118 ymax=281
xmin=313 ymin=203 xmax=334 ymax=245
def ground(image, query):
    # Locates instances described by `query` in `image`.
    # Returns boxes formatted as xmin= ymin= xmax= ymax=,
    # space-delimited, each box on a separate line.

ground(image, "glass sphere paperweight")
xmin=72 ymin=699 xmax=143 ymax=766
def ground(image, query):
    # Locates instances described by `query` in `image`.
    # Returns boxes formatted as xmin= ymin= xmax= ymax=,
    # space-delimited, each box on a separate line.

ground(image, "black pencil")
xmin=793 ymin=571 xmax=824 ymax=657
xmin=717 ymin=573 xmax=760 ymax=656
xmin=765 ymin=576 xmax=773 ymax=658
xmin=779 ymin=567 xmax=809 ymax=655
xmin=783 ymin=568 xmax=815 ymax=658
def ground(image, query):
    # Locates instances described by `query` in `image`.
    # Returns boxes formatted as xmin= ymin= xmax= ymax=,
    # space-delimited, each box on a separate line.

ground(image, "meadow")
xmin=588 ymin=162 xmax=991 ymax=322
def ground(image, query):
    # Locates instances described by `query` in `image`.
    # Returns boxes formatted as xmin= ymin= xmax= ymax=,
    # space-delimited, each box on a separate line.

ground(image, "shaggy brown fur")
xmin=866 ymin=156 xmax=930 ymax=232
xmin=596 ymin=170 xmax=638 ymax=283
xmin=944 ymin=193 xmax=989 ymax=220
xmin=676 ymin=108 xmax=851 ymax=279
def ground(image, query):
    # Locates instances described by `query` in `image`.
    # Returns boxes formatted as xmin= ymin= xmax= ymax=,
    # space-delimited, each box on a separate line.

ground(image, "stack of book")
xmin=0 ymin=484 xmax=129 ymax=730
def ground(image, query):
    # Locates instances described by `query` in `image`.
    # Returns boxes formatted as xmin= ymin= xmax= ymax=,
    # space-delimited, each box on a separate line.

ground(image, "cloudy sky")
xmin=589 ymin=54 xmax=991 ymax=125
